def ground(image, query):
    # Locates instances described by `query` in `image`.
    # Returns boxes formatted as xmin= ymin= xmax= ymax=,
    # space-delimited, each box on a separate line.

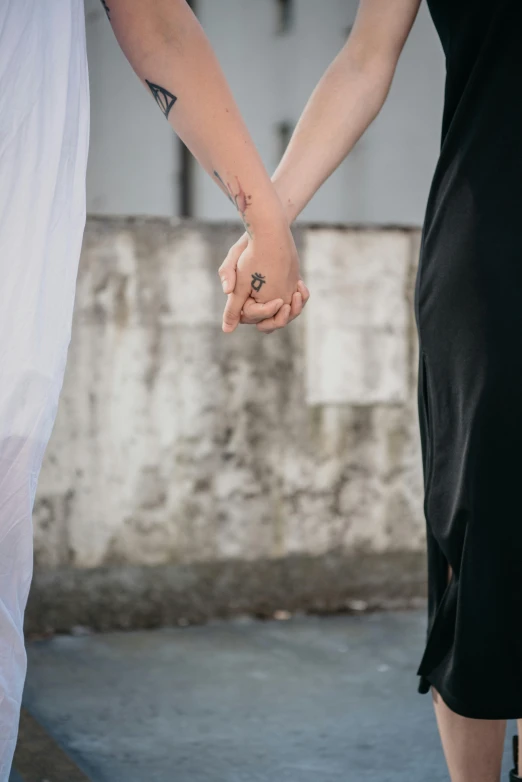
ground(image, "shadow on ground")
xmin=15 ymin=610 xmax=515 ymax=781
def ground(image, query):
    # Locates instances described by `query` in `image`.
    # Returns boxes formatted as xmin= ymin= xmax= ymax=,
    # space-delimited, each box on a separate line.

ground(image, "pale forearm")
xmin=271 ymin=0 xmax=421 ymax=223
xmin=272 ymin=48 xmax=393 ymax=223
xmin=105 ymin=0 xmax=283 ymax=235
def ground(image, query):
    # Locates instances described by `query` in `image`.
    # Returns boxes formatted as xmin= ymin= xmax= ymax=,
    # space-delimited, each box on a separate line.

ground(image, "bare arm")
xmin=272 ymin=0 xmax=422 ymax=222
xmin=102 ymin=0 xmax=307 ymax=332
xmin=219 ymin=0 xmax=420 ymax=307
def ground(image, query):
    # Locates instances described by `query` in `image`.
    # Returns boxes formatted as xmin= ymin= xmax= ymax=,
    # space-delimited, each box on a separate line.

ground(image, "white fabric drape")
xmin=0 ymin=1 xmax=89 ymax=776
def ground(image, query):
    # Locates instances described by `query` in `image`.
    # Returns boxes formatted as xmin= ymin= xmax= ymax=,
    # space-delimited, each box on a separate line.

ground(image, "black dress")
xmin=415 ymin=0 xmax=522 ymax=719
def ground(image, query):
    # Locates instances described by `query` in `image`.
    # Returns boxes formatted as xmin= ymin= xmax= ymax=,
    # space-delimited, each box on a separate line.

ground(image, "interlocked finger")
xmin=287 ymin=291 xmax=303 ymax=323
xmin=298 ymin=280 xmax=310 ymax=307
xmin=256 ymin=303 xmax=292 ymax=334
xmin=240 ymin=297 xmax=284 ymax=325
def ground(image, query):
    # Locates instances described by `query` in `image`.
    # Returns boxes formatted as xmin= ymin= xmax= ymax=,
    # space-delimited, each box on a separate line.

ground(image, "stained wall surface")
xmin=27 ymin=219 xmax=426 ymax=631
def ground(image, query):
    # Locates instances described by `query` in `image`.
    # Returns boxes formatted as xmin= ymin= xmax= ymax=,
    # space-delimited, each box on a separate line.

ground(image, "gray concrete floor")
xmin=19 ymin=610 xmax=515 ymax=781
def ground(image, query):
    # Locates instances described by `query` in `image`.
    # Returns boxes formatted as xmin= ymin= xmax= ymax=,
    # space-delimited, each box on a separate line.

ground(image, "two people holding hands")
xmin=8 ymin=0 xmax=479 ymax=779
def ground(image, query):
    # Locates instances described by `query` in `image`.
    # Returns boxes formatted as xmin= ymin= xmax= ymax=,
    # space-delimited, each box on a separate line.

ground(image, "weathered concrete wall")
xmin=27 ymin=218 xmax=425 ymax=632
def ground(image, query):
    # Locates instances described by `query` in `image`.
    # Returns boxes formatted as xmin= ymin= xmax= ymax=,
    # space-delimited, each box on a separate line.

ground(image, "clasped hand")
xmin=218 ymin=222 xmax=310 ymax=334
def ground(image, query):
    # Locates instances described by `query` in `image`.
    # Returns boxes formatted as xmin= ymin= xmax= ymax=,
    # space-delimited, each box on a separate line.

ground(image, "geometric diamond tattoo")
xmin=145 ymin=80 xmax=178 ymax=120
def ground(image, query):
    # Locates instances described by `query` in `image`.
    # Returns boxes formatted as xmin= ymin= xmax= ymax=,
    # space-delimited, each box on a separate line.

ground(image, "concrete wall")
xmin=27 ymin=218 xmax=426 ymax=632
xmin=84 ymin=0 xmax=445 ymax=225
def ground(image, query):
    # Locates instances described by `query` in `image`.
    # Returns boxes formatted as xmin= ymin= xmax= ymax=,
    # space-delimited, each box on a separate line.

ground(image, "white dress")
xmin=0 ymin=1 xmax=89 ymax=776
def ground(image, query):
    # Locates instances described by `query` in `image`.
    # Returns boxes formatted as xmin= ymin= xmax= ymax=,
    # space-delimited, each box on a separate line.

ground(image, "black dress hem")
xmin=417 ymin=674 xmax=522 ymax=721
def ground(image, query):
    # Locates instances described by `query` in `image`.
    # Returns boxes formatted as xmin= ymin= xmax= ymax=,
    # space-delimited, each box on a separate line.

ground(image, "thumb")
xmin=222 ymin=272 xmax=251 ymax=334
xmin=222 ymin=289 xmax=249 ymax=333
xmin=218 ymin=234 xmax=248 ymax=294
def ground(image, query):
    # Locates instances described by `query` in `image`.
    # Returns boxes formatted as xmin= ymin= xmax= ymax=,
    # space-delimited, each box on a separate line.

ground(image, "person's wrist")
xmin=271 ymin=174 xmax=299 ymax=224
xmin=246 ymin=189 xmax=290 ymax=236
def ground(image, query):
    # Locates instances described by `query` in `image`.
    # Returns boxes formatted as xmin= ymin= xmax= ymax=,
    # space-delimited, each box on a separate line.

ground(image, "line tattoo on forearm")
xmin=213 ymin=171 xmax=253 ymax=237
xmin=145 ymin=80 xmax=177 ymax=119
xmin=100 ymin=0 xmax=110 ymax=20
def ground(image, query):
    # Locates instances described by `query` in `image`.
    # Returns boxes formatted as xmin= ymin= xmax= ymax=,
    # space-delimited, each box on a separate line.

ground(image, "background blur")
xmin=28 ymin=0 xmax=446 ymax=630
xmin=14 ymin=5 xmax=459 ymax=780
xmin=28 ymin=0 xmax=447 ymax=629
